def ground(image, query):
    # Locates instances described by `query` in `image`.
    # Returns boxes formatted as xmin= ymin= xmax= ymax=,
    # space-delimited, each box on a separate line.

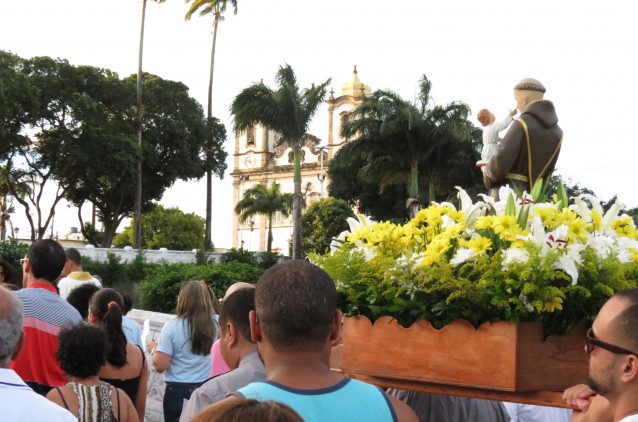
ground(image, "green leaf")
xmin=517 ymin=205 xmax=530 ymax=231
xmin=530 ymin=178 xmax=544 ymax=202
xmin=556 ymin=181 xmax=569 ymax=210
xmin=505 ymin=193 xmax=516 ymax=217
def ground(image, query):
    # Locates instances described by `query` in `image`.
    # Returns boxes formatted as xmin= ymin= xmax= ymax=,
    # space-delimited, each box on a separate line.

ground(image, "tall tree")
xmin=185 ymin=0 xmax=238 ymax=250
xmin=234 ymin=181 xmax=293 ymax=253
xmin=231 ymin=64 xmax=330 ymax=259
xmin=135 ymin=0 xmax=167 ymax=249
xmin=341 ymin=75 xmax=474 ymax=203
xmin=300 ymin=197 xmax=354 ymax=256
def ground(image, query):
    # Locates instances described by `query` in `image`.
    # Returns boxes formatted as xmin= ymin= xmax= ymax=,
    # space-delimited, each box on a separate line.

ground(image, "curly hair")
xmin=477 ymin=109 xmax=492 ymax=127
xmin=56 ymin=324 xmax=108 ymax=378
xmin=0 ymin=259 xmax=14 ymax=284
xmin=192 ymin=399 xmax=303 ymax=422
xmin=66 ymin=283 xmax=101 ymax=320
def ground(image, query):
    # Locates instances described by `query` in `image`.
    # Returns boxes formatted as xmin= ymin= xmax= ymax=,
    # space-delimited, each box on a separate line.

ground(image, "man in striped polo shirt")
xmin=10 ymin=239 xmax=82 ymax=395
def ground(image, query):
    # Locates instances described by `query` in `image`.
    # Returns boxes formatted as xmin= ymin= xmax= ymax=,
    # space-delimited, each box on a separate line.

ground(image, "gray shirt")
xmin=388 ymin=389 xmax=511 ymax=422
xmin=179 ymin=350 xmax=266 ymax=422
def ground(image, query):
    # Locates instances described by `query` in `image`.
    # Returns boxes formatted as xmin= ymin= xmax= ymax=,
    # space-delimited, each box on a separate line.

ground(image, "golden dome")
xmin=341 ymin=66 xmax=371 ymax=98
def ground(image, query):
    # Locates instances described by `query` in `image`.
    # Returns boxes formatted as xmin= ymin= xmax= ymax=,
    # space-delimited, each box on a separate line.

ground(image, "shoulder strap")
xmin=116 ymin=387 xmax=121 ymax=421
xmin=516 ymin=117 xmax=533 ymax=191
xmin=55 ymin=386 xmax=70 ymax=410
xmin=137 ymin=344 xmax=146 ymax=376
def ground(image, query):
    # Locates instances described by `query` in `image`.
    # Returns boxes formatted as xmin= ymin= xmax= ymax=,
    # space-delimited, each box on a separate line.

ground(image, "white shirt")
xmin=503 ymin=402 xmax=572 ymax=422
xmin=0 ymin=368 xmax=76 ymax=421
xmin=620 ymin=415 xmax=638 ymax=422
xmin=57 ymin=271 xmax=102 ymax=300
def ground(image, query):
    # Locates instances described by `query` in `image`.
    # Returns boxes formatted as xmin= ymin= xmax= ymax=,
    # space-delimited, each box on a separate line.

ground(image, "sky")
xmin=1 ymin=0 xmax=637 ymax=248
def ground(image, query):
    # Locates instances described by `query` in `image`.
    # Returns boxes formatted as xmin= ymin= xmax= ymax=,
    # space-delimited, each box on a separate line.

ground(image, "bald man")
xmin=484 ymin=78 xmax=563 ymax=199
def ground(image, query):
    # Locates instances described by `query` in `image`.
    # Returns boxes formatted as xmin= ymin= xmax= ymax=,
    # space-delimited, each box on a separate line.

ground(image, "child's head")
xmin=477 ymin=109 xmax=495 ymax=127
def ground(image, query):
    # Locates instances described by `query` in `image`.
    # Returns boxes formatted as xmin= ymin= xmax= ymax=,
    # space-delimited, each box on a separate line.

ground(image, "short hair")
xmin=477 ymin=109 xmax=492 ymax=127
xmin=56 ymin=324 xmax=108 ymax=378
xmin=66 ymin=283 xmax=101 ymax=320
xmin=255 ymin=260 xmax=337 ymax=352
xmin=27 ymin=239 xmax=66 ymax=283
xmin=219 ymin=288 xmax=255 ymax=343
xmin=610 ymin=288 xmax=638 ymax=352
xmin=65 ymin=248 xmax=82 ymax=265
xmin=192 ymin=399 xmax=304 ymax=422
xmin=0 ymin=286 xmax=23 ymax=366
xmin=121 ymin=292 xmax=134 ymax=314
xmin=513 ymin=80 xmax=546 ymax=93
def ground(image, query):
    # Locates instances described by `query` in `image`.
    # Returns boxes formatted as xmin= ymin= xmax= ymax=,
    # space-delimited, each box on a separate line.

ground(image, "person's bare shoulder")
xmin=388 ymin=394 xmax=419 ymax=422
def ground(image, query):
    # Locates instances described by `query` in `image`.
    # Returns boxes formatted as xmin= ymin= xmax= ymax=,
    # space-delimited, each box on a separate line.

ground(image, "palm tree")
xmin=134 ymin=0 xmax=166 ymax=249
xmin=185 ymin=0 xmax=238 ymax=250
xmin=231 ymin=64 xmax=331 ymax=259
xmin=235 ymin=181 xmax=293 ymax=252
xmin=341 ymin=74 xmax=472 ymax=202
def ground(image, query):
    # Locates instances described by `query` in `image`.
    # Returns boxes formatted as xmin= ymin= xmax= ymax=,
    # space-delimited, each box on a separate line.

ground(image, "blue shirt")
xmin=121 ymin=315 xmax=143 ymax=349
xmin=237 ymin=378 xmax=397 ymax=422
xmin=157 ymin=317 xmax=213 ymax=383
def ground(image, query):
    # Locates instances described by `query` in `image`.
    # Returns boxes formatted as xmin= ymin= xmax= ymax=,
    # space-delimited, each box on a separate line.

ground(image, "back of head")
xmin=0 ymin=286 xmax=23 ymax=367
xmin=514 ymin=78 xmax=546 ymax=103
xmin=65 ymin=248 xmax=82 ymax=266
xmin=177 ymin=280 xmax=216 ymax=355
xmin=27 ymin=239 xmax=66 ymax=283
xmin=0 ymin=259 xmax=14 ymax=284
xmin=89 ymin=288 xmax=127 ymax=367
xmin=66 ymin=283 xmax=101 ymax=320
xmin=56 ymin=324 xmax=108 ymax=378
xmin=255 ymin=260 xmax=337 ymax=352
xmin=121 ymin=292 xmax=134 ymax=315
xmin=610 ymin=288 xmax=638 ymax=353
xmin=192 ymin=399 xmax=304 ymax=422
xmin=220 ymin=288 xmax=256 ymax=343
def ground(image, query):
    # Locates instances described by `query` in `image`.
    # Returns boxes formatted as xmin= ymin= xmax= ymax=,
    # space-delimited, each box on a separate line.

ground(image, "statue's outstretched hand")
xmin=509 ymin=109 xmax=517 ymax=117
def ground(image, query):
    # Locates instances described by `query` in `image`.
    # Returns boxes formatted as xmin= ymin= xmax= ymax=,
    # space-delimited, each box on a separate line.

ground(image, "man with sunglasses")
xmin=563 ymin=288 xmax=638 ymax=422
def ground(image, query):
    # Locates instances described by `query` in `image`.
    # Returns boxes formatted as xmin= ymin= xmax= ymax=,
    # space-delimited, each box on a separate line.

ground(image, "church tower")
xmin=230 ymin=67 xmax=370 ymax=253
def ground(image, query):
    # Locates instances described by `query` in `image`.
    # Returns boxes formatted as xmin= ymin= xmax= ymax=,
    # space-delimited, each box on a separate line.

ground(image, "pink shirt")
xmin=210 ymin=339 xmax=230 ymax=377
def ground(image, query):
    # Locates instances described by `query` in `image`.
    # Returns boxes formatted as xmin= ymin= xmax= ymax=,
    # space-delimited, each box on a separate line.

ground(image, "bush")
xmin=138 ymin=261 xmax=264 ymax=313
xmin=82 ymin=251 xmax=150 ymax=297
xmin=0 ymin=239 xmax=28 ymax=285
xmin=220 ymin=248 xmax=257 ymax=266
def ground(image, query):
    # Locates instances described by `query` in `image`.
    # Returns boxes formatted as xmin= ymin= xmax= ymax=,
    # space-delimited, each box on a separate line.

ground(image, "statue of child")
xmin=476 ymin=108 xmax=517 ymax=166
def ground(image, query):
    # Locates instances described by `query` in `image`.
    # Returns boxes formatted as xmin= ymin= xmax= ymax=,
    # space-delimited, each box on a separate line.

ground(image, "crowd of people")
xmin=1 ymin=238 xmax=637 ymax=421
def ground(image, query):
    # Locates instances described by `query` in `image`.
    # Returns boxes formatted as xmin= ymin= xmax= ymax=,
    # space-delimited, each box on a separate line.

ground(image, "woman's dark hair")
xmin=66 ymin=283 xmax=101 ymax=320
xmin=192 ymin=399 xmax=304 ymax=422
xmin=89 ymin=288 xmax=127 ymax=367
xmin=57 ymin=324 xmax=108 ymax=378
xmin=0 ymin=259 xmax=14 ymax=283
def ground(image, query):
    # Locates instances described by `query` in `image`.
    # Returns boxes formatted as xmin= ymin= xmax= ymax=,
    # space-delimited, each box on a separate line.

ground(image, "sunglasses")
xmin=586 ymin=328 xmax=638 ymax=356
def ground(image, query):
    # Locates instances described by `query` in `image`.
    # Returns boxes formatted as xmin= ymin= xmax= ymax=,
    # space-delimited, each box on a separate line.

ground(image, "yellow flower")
xmin=589 ymin=210 xmax=602 ymax=232
xmin=461 ymin=236 xmax=492 ymax=254
xmin=492 ymin=216 xmax=523 ymax=242
xmin=473 ymin=215 xmax=496 ymax=231
xmin=534 ymin=205 xmax=560 ymax=229
xmin=543 ymin=297 xmax=563 ymax=312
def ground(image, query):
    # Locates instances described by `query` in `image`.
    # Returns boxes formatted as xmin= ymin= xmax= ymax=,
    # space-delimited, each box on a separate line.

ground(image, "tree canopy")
xmin=113 ymin=204 xmax=205 ymax=250
xmin=300 ymin=197 xmax=354 ymax=256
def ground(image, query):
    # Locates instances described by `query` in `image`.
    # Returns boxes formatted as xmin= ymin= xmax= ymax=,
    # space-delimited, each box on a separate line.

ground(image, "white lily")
xmin=450 ymin=247 xmax=475 ymax=267
xmin=456 ymin=186 xmax=487 ymax=228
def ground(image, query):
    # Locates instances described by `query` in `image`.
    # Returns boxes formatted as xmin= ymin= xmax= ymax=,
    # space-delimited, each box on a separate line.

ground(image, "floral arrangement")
xmin=311 ymin=184 xmax=638 ymax=336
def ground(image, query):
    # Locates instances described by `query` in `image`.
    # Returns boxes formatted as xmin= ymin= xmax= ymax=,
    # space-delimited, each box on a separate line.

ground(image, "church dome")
xmin=341 ymin=66 xmax=371 ymax=98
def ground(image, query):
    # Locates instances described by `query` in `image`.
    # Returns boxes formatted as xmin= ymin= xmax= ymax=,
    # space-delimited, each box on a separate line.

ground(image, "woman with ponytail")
xmin=89 ymin=288 xmax=148 ymax=421
xmin=146 ymin=280 xmax=217 ymax=422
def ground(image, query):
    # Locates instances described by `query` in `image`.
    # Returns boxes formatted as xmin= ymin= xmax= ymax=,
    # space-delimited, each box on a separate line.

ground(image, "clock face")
xmin=244 ymin=154 xmax=256 ymax=168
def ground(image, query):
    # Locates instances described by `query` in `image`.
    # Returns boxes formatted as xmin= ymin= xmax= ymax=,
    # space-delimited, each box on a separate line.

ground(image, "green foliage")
xmin=301 ymin=198 xmax=354 ymax=256
xmin=138 ymin=261 xmax=262 ymax=313
xmin=113 ymin=204 xmax=205 ymax=250
xmin=256 ymin=251 xmax=282 ymax=269
xmin=0 ymin=239 xmax=28 ymax=285
xmin=81 ymin=251 xmax=150 ymax=294
xmin=220 ymin=248 xmax=257 ymax=266
xmin=195 ymin=248 xmax=215 ymax=265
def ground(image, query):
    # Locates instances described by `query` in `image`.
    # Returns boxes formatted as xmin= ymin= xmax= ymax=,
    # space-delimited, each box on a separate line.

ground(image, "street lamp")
xmin=316 ymin=146 xmax=328 ymax=198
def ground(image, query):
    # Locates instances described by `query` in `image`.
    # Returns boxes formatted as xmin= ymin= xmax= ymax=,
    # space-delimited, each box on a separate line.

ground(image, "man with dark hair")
xmin=11 ymin=239 xmax=82 ymax=395
xmin=228 ymin=260 xmax=417 ymax=422
xmin=180 ymin=288 xmax=264 ymax=422
xmin=564 ymin=288 xmax=638 ymax=422
xmin=483 ymin=78 xmax=562 ymax=199
xmin=57 ymin=247 xmax=101 ymax=300
xmin=0 ymin=286 xmax=76 ymax=421
xmin=65 ymin=282 xmax=101 ymax=320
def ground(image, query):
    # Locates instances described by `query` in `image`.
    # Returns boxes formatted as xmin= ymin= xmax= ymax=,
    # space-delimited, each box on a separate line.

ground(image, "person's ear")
xmin=620 ymin=355 xmax=638 ymax=383
xmin=249 ymin=310 xmax=262 ymax=343
xmin=87 ymin=311 xmax=97 ymax=324
xmin=11 ymin=331 xmax=25 ymax=361
xmin=226 ymin=322 xmax=238 ymax=348
xmin=329 ymin=310 xmax=343 ymax=345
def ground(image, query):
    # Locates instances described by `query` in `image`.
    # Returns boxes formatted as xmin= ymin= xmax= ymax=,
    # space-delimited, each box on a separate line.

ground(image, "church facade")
xmin=230 ymin=67 xmax=371 ymax=253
